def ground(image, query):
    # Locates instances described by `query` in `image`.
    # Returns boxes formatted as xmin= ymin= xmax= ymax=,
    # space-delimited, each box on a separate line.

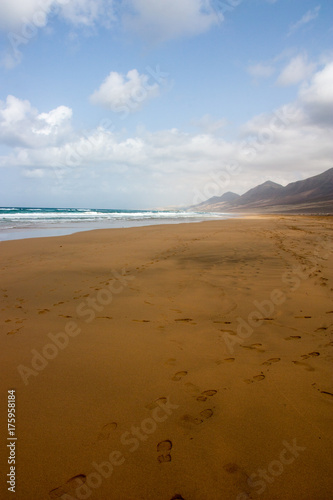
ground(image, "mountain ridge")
xmin=190 ymin=168 xmax=333 ymax=214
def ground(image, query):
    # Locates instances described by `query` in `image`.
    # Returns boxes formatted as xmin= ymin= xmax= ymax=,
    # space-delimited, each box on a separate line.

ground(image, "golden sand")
xmin=0 ymin=216 xmax=332 ymax=499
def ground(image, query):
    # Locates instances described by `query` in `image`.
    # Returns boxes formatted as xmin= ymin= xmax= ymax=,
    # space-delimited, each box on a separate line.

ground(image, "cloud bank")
xmin=0 ymin=61 xmax=332 ymax=207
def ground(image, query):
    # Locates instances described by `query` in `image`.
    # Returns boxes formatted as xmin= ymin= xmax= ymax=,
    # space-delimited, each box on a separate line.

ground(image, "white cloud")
xmin=90 ymin=69 xmax=160 ymax=113
xmin=0 ymin=0 xmax=52 ymax=29
xmin=299 ymin=62 xmax=333 ymax=126
xmin=276 ymin=54 xmax=316 ymax=86
xmin=0 ymin=95 xmax=72 ymax=148
xmin=33 ymin=106 xmax=73 ymax=136
xmin=0 ymin=0 xmax=217 ymax=41
xmin=23 ymin=168 xmax=45 ymax=178
xmin=287 ymin=5 xmax=320 ymax=37
xmin=0 ymin=0 xmax=218 ymax=68
xmin=247 ymin=63 xmax=275 ymax=79
xmin=0 ymin=0 xmax=114 ymax=29
xmin=59 ymin=0 xmax=115 ymax=27
xmin=0 ymin=0 xmax=116 ymax=68
xmin=0 ymin=61 xmax=332 ymax=206
xmin=123 ymin=0 xmax=218 ymax=43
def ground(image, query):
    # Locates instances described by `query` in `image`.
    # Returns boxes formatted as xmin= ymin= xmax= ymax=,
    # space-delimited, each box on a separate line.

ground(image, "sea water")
xmin=0 ymin=207 xmax=236 ymax=241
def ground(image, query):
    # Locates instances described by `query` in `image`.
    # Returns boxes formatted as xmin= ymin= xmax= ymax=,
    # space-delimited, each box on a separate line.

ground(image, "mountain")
xmin=194 ymin=191 xmax=240 ymax=209
xmin=191 ymin=168 xmax=333 ymax=214
xmin=232 ymin=180 xmax=283 ymax=207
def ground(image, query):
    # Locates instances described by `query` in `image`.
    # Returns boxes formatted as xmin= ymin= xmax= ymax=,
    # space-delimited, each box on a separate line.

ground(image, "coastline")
xmin=0 ymin=210 xmax=237 ymax=242
xmin=0 ymin=216 xmax=332 ymax=499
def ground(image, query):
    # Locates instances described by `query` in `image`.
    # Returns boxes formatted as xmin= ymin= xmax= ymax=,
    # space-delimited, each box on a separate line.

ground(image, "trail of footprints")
xmin=47 ymin=327 xmax=327 ymax=496
xmin=170 ymin=368 xmax=217 ymax=430
xmin=244 ymin=356 xmax=282 ymax=383
xmin=292 ymin=351 xmax=320 ymax=371
xmin=49 ymin=421 xmax=118 ymax=496
xmin=312 ymin=383 xmax=333 ymax=399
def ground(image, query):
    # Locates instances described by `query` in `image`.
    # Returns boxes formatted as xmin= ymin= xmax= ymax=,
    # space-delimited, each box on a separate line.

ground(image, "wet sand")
xmin=0 ymin=216 xmax=332 ymax=499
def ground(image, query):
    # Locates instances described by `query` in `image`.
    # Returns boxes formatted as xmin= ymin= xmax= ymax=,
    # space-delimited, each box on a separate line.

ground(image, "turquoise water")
xmin=0 ymin=207 xmax=234 ymax=241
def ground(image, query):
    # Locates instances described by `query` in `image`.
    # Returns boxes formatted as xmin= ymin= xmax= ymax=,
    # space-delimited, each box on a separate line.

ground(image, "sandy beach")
xmin=0 ymin=215 xmax=332 ymax=500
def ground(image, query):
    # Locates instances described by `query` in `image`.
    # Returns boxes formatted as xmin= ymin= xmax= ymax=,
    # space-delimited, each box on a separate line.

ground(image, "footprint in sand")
xmin=284 ymin=335 xmax=301 ymax=341
xmin=172 ymin=371 xmax=188 ymax=382
xmin=96 ymin=422 xmax=117 ymax=441
xmin=292 ymin=361 xmax=314 ymax=372
xmin=171 ymin=496 xmax=185 ymax=500
xmin=242 ymin=343 xmax=265 ymax=352
xmin=145 ymin=397 xmax=168 ymax=410
xmin=174 ymin=318 xmax=193 ymax=322
xmin=312 ymin=383 xmax=333 ymax=398
xmin=38 ymin=309 xmax=50 ymax=314
xmin=224 ymin=358 xmax=235 ymax=363
xmin=220 ymin=329 xmax=237 ymax=336
xmin=184 ymin=382 xmax=201 ymax=396
xmin=196 ymin=408 xmax=214 ymax=423
xmin=7 ymin=325 xmax=24 ymax=335
xmin=181 ymin=409 xmax=213 ymax=426
xmin=244 ymin=374 xmax=265 ymax=384
xmin=157 ymin=439 xmax=172 ymax=463
xmin=196 ymin=390 xmax=217 ymax=402
xmin=49 ymin=474 xmax=86 ymax=499
xmin=299 ymin=352 xmax=320 ymax=361
xmin=165 ymin=358 xmax=177 ymax=366
xmin=262 ymin=358 xmax=281 ymax=366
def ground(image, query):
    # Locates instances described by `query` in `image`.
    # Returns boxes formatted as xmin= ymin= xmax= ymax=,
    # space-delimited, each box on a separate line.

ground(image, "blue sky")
xmin=0 ymin=0 xmax=332 ymax=208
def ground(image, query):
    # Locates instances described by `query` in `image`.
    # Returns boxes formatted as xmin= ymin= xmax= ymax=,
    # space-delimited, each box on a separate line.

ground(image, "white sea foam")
xmin=0 ymin=207 xmax=234 ymax=241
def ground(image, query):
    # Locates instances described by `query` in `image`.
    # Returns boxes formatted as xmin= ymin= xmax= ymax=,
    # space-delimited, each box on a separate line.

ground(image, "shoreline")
xmin=0 ymin=215 xmax=332 ymax=499
xmin=1 ymin=212 xmax=327 ymax=243
xmin=0 ymin=213 xmax=238 ymax=243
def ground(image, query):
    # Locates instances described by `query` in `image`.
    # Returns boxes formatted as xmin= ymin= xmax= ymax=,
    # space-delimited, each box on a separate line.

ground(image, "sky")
xmin=0 ymin=0 xmax=332 ymax=209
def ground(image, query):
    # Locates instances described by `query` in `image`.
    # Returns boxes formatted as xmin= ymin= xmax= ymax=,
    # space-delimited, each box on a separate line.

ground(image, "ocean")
xmin=0 ymin=207 xmax=235 ymax=241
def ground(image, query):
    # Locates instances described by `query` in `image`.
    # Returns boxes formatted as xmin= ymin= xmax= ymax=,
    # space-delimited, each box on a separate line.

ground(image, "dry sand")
xmin=0 ymin=216 xmax=332 ymax=500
